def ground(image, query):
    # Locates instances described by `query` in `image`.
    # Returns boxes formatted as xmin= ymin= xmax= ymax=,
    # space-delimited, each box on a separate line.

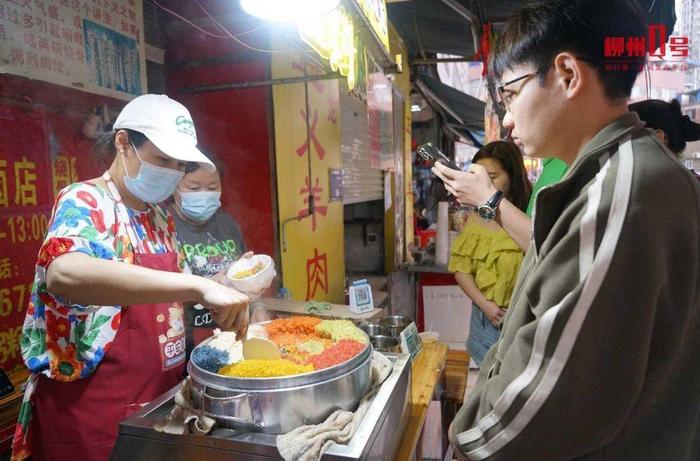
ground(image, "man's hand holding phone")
xmin=432 ymin=162 xmax=497 ymax=208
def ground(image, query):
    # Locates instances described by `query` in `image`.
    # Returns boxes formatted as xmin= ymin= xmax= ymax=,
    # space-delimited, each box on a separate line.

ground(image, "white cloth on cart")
xmin=153 ymin=377 xmax=216 ymax=435
xmin=276 ymin=351 xmax=393 ymax=461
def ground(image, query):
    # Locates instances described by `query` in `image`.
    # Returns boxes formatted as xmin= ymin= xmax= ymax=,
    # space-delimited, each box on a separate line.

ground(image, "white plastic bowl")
xmin=225 ymin=254 xmax=276 ymax=295
xmin=418 ymin=331 xmax=439 ymax=343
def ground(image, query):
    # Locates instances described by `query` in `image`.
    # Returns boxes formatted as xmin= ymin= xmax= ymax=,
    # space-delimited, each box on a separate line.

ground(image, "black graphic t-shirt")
xmin=173 ymin=209 xmax=246 ymax=352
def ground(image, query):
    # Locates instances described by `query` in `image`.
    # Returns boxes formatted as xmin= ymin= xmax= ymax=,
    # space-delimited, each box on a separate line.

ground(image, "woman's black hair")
xmin=629 ymin=99 xmax=700 ymax=154
xmin=92 ymin=129 xmax=148 ymax=169
xmin=185 ymin=146 xmax=224 ymax=176
xmin=472 ymin=141 xmax=532 ymax=212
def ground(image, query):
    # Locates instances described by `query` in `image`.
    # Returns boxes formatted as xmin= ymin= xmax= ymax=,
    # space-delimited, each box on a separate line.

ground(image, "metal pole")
xmin=180 ymin=72 xmax=341 ymax=93
xmin=441 ymin=0 xmax=480 ymax=56
xmin=411 ymin=57 xmax=477 ymax=64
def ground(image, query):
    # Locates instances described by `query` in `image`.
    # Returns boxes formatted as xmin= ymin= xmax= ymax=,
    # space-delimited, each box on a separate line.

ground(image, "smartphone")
xmin=416 ymin=142 xmax=461 ymax=170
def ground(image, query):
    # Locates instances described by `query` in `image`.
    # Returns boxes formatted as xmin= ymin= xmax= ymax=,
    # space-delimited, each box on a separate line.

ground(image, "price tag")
xmin=400 ymin=322 xmax=423 ymax=361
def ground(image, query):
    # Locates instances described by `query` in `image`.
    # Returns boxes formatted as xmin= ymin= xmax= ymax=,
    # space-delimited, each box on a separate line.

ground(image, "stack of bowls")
xmin=360 ymin=316 xmax=412 ymax=353
xmin=379 ymin=316 xmax=412 ymax=337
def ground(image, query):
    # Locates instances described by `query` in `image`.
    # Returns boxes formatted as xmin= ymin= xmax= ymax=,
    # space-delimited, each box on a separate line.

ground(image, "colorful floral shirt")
xmin=20 ymin=179 xmax=181 ymax=382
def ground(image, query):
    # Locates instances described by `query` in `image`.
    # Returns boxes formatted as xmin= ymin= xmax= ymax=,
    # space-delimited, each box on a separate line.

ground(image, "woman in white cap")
xmin=11 ymin=94 xmax=250 ymax=461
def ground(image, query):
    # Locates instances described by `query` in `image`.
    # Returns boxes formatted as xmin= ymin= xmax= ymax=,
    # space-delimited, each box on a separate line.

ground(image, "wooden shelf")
xmin=445 ymin=349 xmax=470 ymax=402
xmin=0 ymin=368 xmax=29 ymax=452
xmin=395 ymin=341 xmax=448 ymax=461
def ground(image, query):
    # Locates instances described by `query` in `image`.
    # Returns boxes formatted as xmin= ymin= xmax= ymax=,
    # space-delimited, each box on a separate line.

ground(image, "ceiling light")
xmin=240 ymin=0 xmax=340 ymax=23
xmin=411 ymin=104 xmax=422 ymax=112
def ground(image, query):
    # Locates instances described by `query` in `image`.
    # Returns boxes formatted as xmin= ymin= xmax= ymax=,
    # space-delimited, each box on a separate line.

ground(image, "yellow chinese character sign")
xmin=13 ymin=156 xmax=37 ymax=206
xmin=297 ymin=6 xmax=356 ymax=90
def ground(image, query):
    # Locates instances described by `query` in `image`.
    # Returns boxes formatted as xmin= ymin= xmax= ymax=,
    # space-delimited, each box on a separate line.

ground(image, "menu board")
xmin=0 ymin=0 xmax=146 ymax=100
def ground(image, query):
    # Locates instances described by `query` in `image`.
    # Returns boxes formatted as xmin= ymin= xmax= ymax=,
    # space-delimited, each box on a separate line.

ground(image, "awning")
xmin=388 ymin=0 xmax=677 ymax=60
xmin=414 ymin=71 xmax=485 ymax=146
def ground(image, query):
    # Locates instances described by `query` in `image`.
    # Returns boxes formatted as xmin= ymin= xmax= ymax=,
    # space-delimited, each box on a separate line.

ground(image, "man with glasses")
xmin=443 ymin=1 xmax=700 ymax=460
xmin=434 ymin=74 xmax=569 ymax=251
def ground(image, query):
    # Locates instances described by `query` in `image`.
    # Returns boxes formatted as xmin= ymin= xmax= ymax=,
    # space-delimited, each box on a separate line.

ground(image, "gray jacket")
xmin=451 ymin=113 xmax=700 ymax=461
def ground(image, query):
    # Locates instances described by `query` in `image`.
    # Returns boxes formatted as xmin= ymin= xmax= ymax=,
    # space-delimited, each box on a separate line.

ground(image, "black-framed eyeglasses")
xmin=495 ymin=56 xmax=604 ymax=113
xmin=496 ymin=72 xmax=536 ymax=113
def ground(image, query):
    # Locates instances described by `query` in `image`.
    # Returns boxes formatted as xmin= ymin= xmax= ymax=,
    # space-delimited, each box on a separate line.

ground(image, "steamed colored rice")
xmin=297 ymin=339 xmax=331 ymax=355
xmin=315 ymin=320 xmax=367 ymax=344
xmin=309 ymin=339 xmax=365 ymax=370
xmin=266 ymin=316 xmax=322 ymax=338
xmin=218 ymin=359 xmax=313 ymax=378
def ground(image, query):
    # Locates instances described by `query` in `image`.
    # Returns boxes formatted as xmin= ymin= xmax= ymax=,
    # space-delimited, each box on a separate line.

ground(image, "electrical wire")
xmin=151 ymin=0 xmax=308 ymax=53
xmin=192 ymin=0 xmax=312 ymax=53
xmin=151 ymin=0 xmax=229 ymax=39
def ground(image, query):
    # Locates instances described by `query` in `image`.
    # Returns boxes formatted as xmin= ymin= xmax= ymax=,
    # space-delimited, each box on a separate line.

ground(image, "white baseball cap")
xmin=113 ymin=94 xmax=215 ymax=171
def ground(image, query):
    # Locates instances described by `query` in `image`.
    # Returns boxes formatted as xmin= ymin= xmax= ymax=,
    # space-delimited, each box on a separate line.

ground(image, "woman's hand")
xmin=481 ymin=301 xmax=506 ymax=327
xmin=432 ymin=162 xmax=496 ymax=207
xmin=196 ymin=278 xmax=250 ymax=340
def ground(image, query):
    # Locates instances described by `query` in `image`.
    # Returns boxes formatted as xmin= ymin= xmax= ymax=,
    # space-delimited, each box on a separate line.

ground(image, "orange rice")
xmin=266 ymin=316 xmax=322 ymax=339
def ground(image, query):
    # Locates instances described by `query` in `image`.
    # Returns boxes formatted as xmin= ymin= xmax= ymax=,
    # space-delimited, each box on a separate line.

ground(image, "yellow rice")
xmin=316 ymin=320 xmax=367 ymax=344
xmin=218 ymin=359 xmax=313 ymax=378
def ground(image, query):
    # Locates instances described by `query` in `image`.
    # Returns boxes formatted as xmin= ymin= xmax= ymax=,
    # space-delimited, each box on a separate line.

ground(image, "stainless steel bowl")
xmin=359 ymin=323 xmax=391 ymax=337
xmin=188 ymin=322 xmax=373 ymax=434
xmin=369 ymin=335 xmax=400 ymax=353
xmin=379 ymin=316 xmax=412 ymax=337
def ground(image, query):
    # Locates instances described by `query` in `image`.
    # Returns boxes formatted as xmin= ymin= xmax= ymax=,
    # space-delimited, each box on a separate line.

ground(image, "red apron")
xmin=30 ymin=251 xmax=186 ymax=461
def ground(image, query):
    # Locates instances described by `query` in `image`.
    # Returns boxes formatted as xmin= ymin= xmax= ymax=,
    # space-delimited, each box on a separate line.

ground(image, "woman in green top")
xmin=448 ymin=141 xmax=532 ymax=365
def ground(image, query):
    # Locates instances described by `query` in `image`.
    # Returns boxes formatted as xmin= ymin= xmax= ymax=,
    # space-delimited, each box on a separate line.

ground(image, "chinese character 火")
xmin=295 ymin=109 xmax=326 ymax=159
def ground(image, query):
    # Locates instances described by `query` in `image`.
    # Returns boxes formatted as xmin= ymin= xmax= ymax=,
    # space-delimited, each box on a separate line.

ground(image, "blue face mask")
xmin=178 ymin=191 xmax=222 ymax=222
xmin=122 ymin=144 xmax=184 ymax=204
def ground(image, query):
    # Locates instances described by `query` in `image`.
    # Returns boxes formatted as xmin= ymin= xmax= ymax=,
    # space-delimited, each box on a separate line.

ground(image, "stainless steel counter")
xmin=111 ymin=353 xmax=411 ymax=460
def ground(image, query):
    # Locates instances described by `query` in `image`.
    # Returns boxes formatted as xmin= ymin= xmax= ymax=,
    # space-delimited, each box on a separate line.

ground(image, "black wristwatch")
xmin=477 ymin=190 xmax=504 ymax=221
